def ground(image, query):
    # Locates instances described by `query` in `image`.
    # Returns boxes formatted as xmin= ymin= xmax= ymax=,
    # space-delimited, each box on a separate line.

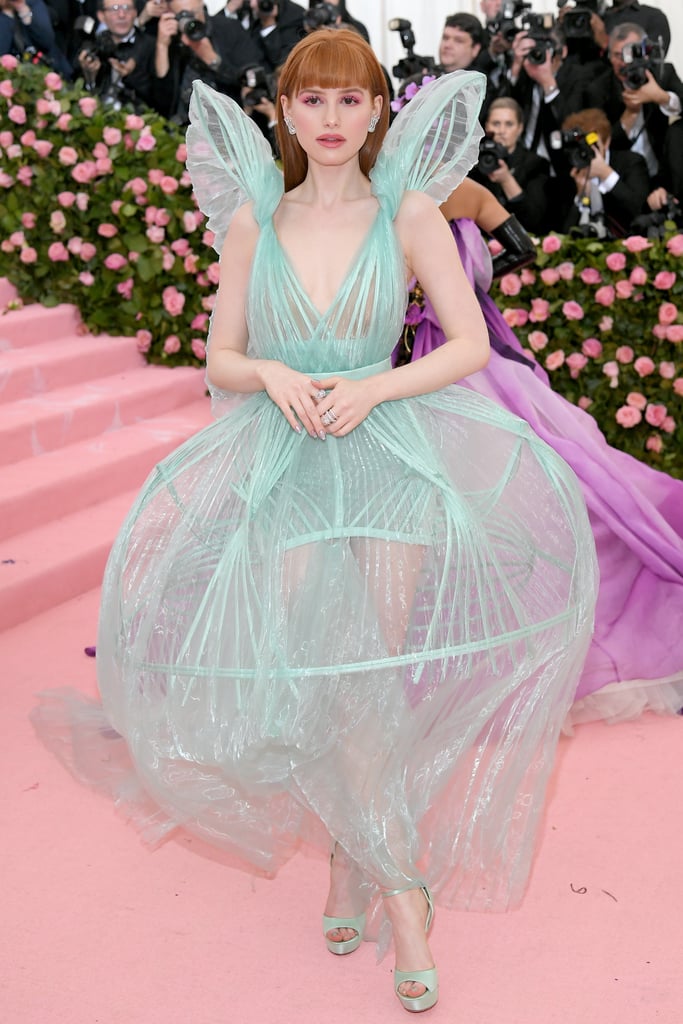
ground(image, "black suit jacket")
xmin=560 ymin=147 xmax=650 ymax=236
xmin=470 ymin=143 xmax=552 ymax=235
xmin=247 ymin=0 xmax=305 ymax=72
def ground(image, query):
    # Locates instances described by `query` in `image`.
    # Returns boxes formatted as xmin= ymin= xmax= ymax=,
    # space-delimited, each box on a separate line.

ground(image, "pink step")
xmin=0 ymin=488 xmax=141 ymax=631
xmin=0 ymin=303 xmax=85 ymax=350
xmin=0 ymin=364 xmax=206 ymax=466
xmin=0 ymin=398 xmax=211 ymax=540
xmin=0 ymin=333 xmax=144 ymax=404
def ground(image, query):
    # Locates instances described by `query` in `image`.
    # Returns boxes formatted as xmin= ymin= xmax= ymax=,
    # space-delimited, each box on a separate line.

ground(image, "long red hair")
xmin=276 ymin=29 xmax=390 ymax=192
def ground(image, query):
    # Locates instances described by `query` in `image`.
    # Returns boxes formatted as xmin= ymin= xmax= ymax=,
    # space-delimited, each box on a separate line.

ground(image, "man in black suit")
xmin=243 ymin=0 xmax=305 ymax=71
xmin=602 ymin=1 xmax=670 ymax=55
xmin=558 ymin=107 xmax=650 ymax=236
xmin=585 ymin=21 xmax=683 ymax=193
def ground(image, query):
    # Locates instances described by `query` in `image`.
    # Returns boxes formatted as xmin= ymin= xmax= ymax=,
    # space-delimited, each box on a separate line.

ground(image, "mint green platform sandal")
xmin=383 ymin=885 xmax=438 ymax=1013
xmin=322 ymin=912 xmax=366 ymax=955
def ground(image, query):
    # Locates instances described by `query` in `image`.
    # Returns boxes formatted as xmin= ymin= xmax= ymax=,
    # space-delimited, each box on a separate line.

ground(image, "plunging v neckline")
xmin=270 ymin=206 xmax=383 ymax=321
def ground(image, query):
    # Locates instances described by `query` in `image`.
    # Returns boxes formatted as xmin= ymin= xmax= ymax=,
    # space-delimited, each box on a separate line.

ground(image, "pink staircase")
xmin=0 ymin=282 xmax=212 ymax=630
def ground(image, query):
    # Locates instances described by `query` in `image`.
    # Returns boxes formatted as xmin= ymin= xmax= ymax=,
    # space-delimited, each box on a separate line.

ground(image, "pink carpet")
xmin=2 ymin=286 xmax=681 ymax=1022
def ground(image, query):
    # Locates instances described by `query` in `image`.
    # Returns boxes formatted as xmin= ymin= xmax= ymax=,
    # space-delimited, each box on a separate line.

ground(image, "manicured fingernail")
xmin=318 ymin=430 xmax=326 ymax=441
xmin=294 ymin=424 xmax=301 ymax=433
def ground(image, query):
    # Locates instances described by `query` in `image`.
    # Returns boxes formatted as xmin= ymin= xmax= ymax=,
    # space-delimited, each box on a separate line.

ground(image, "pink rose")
xmin=646 ymin=435 xmax=663 ymax=453
xmin=615 ymin=405 xmax=642 ymax=428
xmin=176 ymin=142 xmax=188 ymax=163
xmin=50 ymin=210 xmax=66 ymax=233
xmin=58 ymin=145 xmax=78 ymax=166
xmin=542 ymin=234 xmax=561 ymax=253
xmin=655 ymin=303 xmax=679 ymax=327
xmin=488 ymin=239 xmax=504 ymax=256
xmin=666 ymin=324 xmax=683 ymax=343
xmin=595 ymin=285 xmax=615 ymax=307
xmin=605 ymin=252 xmax=627 ymax=272
xmin=203 ymin=229 xmax=215 ymax=249
xmin=162 ymin=286 xmax=186 ymax=316
xmin=183 ymin=210 xmax=198 ymax=233
xmin=652 ymin=324 xmax=668 ymax=340
xmin=0 ymin=80 xmax=14 ymax=99
xmin=144 ymin=206 xmax=158 ymax=225
xmin=662 ymin=416 xmax=676 ymax=434
xmin=191 ymin=338 xmax=206 ymax=360
xmin=528 ymin=330 xmax=548 ymax=352
xmin=634 ymin=356 xmax=655 ymax=377
xmin=500 ymin=273 xmax=522 ymax=296
xmin=0 ymin=130 xmax=13 ymax=147
xmin=67 ymin=237 xmax=83 ymax=255
xmin=162 ymin=250 xmax=175 ymax=271
xmin=96 ymin=157 xmax=113 ymax=176
xmin=48 ymin=242 xmax=69 ymax=262
xmin=117 ymin=278 xmax=134 ymax=300
xmin=626 ymin=392 xmax=647 ymax=410
xmin=622 ymin=235 xmax=652 ymax=253
xmin=645 ymin=403 xmax=667 ymax=427
xmin=615 ymin=279 xmax=633 ymax=299
xmin=666 ymin=234 xmax=683 ymax=257
xmin=75 ymin=192 xmax=89 ymax=211
xmin=603 ymin=361 xmax=619 ymax=378
xmin=78 ymin=96 xmax=98 ymax=117
xmin=580 ymin=267 xmax=602 ymax=285
xmin=562 ymin=300 xmax=584 ymax=320
xmin=17 ymin=167 xmax=33 ymax=186
xmin=136 ymin=329 xmax=152 ymax=353
xmin=184 ymin=254 xmax=199 ymax=274
xmin=1 ymin=54 xmax=18 ymax=70
xmin=128 ymin=251 xmax=139 ymax=262
xmin=558 ymin=261 xmax=575 ymax=281
xmin=20 ymin=130 xmax=36 ymax=147
xmin=654 ymin=270 xmax=676 ymax=291
xmin=578 ymin=396 xmax=593 ymax=410
xmin=110 ymin=200 xmax=123 ymax=215
xmin=530 ymin=297 xmax=549 ymax=322
xmin=9 ymin=230 xmax=24 ymax=246
xmin=659 ymin=361 xmax=676 ymax=379
xmin=33 ymin=139 xmax=53 ymax=158
xmin=6 ymin=143 xmax=21 ymax=159
xmin=148 ymin=168 xmax=165 ymax=185
xmin=98 ymin=223 xmax=118 ymax=238
xmin=674 ymin=378 xmax=683 ymax=397
xmin=136 ymin=131 xmax=156 ymax=153
xmin=154 ymin=208 xmax=171 ymax=227
xmin=104 ymin=253 xmax=128 ymax=271
xmin=21 ymin=212 xmax=36 ymax=228
xmin=103 ymin=127 xmax=122 ymax=146
xmin=92 ymin=142 xmax=108 ymax=160
xmin=163 ymin=334 xmax=181 ymax=354
xmin=191 ymin=313 xmax=209 ymax=331
xmin=520 ymin=268 xmax=536 ymax=286
xmin=19 ymin=247 xmax=37 ymax=264
xmin=545 ymin=349 xmax=565 ymax=371
xmin=171 ymin=238 xmax=190 ymax=257
xmin=160 ymin=175 xmax=179 ymax=194
xmin=127 ymin=177 xmax=147 ymax=195
xmin=56 ymin=113 xmax=72 ymax=131
xmin=615 ymin=345 xmax=634 ymax=363
xmin=80 ymin=243 xmax=97 ymax=261
xmin=126 ymin=114 xmax=145 ymax=131
xmin=72 ymin=161 xmax=98 ymax=184
xmin=581 ymin=337 xmax=603 ymax=358
xmin=207 ymin=262 xmax=221 ymax=285
xmin=566 ymin=352 xmax=588 ymax=377
xmin=44 ymin=71 xmax=63 ymax=91
xmin=540 ymin=267 xmax=560 ymax=286
xmin=202 ymin=294 xmax=216 ymax=311
xmin=628 ymin=266 xmax=647 ymax=286
xmin=179 ymin=171 xmax=191 ymax=188
xmin=0 ymin=172 xmax=15 ymax=188
xmin=599 ymin=316 xmax=613 ymax=332
xmin=8 ymin=105 xmax=27 ymax=125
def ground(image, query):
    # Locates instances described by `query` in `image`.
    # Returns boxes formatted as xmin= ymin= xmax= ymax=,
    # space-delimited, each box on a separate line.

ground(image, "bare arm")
xmin=439 ymin=178 xmax=509 ymax=234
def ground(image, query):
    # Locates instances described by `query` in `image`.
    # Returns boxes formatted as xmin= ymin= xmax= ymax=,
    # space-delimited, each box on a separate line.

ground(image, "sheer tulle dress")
xmin=402 ymin=217 xmax=683 ymax=727
xmin=32 ymin=74 xmax=598 ymax=921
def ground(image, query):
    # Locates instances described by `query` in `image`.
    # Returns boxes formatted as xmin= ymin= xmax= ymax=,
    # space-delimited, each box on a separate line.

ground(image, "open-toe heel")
xmin=322 ymin=911 xmax=366 ymax=955
xmin=383 ymin=884 xmax=439 ymax=1013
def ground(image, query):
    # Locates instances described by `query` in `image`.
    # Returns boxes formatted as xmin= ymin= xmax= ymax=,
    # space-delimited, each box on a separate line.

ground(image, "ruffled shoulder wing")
xmin=371 ymin=71 xmax=485 ymax=218
xmin=186 ymin=81 xmax=283 ymax=253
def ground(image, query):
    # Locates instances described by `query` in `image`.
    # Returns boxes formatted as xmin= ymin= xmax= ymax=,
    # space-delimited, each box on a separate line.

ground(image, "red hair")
xmin=276 ymin=29 xmax=390 ymax=192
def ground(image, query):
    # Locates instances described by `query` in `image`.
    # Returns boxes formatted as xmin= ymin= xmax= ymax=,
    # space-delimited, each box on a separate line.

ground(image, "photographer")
xmin=602 ymin=0 xmax=669 ymax=55
xmin=558 ymin=107 xmax=650 ymax=236
xmin=1 ymin=0 xmax=70 ymax=73
xmin=586 ymin=22 xmax=683 ymax=192
xmin=76 ymin=0 xmax=156 ymax=108
xmin=469 ymin=98 xmax=551 ymax=234
xmin=243 ymin=0 xmax=305 ymax=71
xmin=153 ymin=0 xmax=262 ymax=123
xmin=307 ymin=0 xmax=369 ymax=41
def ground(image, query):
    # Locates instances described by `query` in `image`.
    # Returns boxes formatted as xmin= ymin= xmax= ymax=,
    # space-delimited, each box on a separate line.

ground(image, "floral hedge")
xmin=1 ymin=58 xmax=682 ymax=476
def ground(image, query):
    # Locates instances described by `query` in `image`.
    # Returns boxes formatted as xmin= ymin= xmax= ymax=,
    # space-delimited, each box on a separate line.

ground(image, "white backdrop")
xmin=349 ymin=1 xmax=683 ymax=91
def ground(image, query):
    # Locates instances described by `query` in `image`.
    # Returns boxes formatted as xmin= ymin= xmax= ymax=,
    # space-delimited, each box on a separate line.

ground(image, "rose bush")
xmin=1 ymin=60 xmax=682 ymax=475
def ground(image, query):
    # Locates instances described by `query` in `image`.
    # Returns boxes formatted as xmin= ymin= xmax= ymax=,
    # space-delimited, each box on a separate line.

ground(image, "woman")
xmin=32 ymin=32 xmax=597 ymax=1013
xmin=399 ymin=175 xmax=683 ymax=724
xmin=470 ymin=96 xmax=551 ymax=235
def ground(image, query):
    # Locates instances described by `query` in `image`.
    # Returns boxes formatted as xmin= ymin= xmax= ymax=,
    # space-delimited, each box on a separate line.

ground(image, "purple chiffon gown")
xmin=399 ymin=219 xmax=683 ymax=724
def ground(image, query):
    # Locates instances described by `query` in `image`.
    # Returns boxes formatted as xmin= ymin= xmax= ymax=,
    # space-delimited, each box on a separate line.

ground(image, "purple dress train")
xmin=400 ymin=218 xmax=683 ymax=724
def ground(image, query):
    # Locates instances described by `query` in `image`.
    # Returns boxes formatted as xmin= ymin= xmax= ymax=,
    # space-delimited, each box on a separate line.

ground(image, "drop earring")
xmin=284 ymin=116 xmax=297 ymax=135
xmin=368 ymin=114 xmax=379 ymax=133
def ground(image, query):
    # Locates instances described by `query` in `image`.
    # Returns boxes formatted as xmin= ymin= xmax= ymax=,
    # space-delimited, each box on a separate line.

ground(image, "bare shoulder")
xmin=229 ymin=200 xmax=260 ymax=238
xmin=395 ymin=190 xmax=441 ymax=230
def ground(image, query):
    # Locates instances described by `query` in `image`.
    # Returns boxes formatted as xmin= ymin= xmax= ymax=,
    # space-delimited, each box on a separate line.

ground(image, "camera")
xmin=258 ymin=0 xmax=276 ymax=11
xmin=525 ymin=32 xmax=556 ymax=65
xmin=75 ymin=16 xmax=135 ymax=63
xmin=240 ymin=65 xmax=277 ymax=109
xmin=477 ymin=136 xmax=509 ymax=175
xmin=388 ymin=18 xmax=438 ymax=81
xmin=620 ymin=38 xmax=663 ymax=90
xmin=303 ymin=2 xmax=338 ymax=32
xmin=487 ymin=2 xmax=553 ymax=44
xmin=550 ymin=127 xmax=599 ymax=169
xmin=558 ymin=0 xmax=606 ymax=41
xmin=631 ymin=195 xmax=683 ymax=239
xmin=175 ymin=10 xmax=207 ymax=41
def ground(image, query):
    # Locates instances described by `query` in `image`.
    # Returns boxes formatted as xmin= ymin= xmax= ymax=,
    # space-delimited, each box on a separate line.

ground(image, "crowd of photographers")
xmin=1 ymin=0 xmax=681 ymax=238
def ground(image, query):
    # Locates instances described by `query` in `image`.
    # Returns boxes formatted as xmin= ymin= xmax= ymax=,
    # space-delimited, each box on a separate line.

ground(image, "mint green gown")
xmin=33 ymin=74 xmax=597 ymax=919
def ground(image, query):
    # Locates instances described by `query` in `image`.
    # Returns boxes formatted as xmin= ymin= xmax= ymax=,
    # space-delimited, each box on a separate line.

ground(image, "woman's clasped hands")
xmin=261 ymin=362 xmax=376 ymax=439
